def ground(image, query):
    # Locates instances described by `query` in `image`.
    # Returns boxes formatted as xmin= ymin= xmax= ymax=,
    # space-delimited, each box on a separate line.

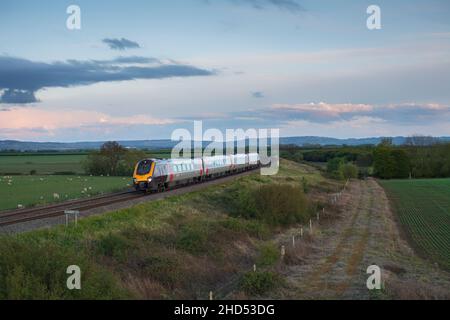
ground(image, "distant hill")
xmin=1 ymin=136 xmax=450 ymax=151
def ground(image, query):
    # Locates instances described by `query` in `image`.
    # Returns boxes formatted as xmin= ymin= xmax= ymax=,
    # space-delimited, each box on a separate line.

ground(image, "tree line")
xmin=280 ymin=137 xmax=450 ymax=180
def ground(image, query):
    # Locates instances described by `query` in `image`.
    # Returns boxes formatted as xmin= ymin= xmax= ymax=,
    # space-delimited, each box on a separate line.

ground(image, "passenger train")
xmin=133 ymin=153 xmax=260 ymax=192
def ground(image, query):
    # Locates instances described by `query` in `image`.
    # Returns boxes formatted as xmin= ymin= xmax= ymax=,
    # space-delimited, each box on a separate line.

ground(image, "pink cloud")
xmin=272 ymin=102 xmax=373 ymax=117
xmin=0 ymin=107 xmax=178 ymax=138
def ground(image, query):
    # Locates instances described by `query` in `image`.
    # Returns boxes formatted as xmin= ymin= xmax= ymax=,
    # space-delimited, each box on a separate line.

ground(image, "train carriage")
xmin=232 ymin=154 xmax=247 ymax=172
xmin=133 ymin=158 xmax=202 ymax=192
xmin=203 ymin=155 xmax=233 ymax=178
xmin=248 ymin=153 xmax=260 ymax=169
xmin=133 ymin=153 xmax=260 ymax=192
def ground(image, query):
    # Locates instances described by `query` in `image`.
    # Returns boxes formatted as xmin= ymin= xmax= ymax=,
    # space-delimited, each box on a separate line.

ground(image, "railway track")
xmin=0 ymin=168 xmax=260 ymax=228
xmin=0 ymin=190 xmax=145 ymax=227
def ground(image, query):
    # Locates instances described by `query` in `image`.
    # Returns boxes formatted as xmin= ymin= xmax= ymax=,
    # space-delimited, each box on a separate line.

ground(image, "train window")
xmin=137 ymin=160 xmax=152 ymax=175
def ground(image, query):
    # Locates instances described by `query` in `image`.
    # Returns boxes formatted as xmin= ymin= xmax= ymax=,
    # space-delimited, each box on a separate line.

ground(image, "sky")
xmin=0 ymin=0 xmax=450 ymax=142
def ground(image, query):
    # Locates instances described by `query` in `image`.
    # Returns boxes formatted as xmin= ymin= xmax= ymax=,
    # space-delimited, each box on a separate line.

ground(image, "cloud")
xmin=0 ymin=55 xmax=215 ymax=104
xmin=0 ymin=89 xmax=38 ymax=104
xmin=195 ymin=102 xmax=450 ymax=129
xmin=246 ymin=102 xmax=450 ymax=125
xmin=0 ymin=107 xmax=187 ymax=141
xmin=273 ymin=102 xmax=373 ymax=121
xmin=0 ymin=107 xmax=179 ymax=133
xmin=252 ymin=91 xmax=264 ymax=98
xmin=108 ymin=56 xmax=160 ymax=64
xmin=207 ymin=0 xmax=304 ymax=12
xmin=102 ymin=38 xmax=141 ymax=50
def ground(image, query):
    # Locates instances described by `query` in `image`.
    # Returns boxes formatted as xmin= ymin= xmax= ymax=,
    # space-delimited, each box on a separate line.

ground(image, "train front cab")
xmin=133 ymin=159 xmax=155 ymax=191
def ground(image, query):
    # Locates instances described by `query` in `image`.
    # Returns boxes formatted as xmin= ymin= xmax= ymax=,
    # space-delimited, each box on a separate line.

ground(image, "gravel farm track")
xmin=269 ymin=178 xmax=450 ymax=299
xmin=0 ymin=169 xmax=259 ymax=234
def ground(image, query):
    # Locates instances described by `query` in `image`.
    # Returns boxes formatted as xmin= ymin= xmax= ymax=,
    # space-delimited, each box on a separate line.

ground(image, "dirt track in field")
xmin=275 ymin=179 xmax=450 ymax=300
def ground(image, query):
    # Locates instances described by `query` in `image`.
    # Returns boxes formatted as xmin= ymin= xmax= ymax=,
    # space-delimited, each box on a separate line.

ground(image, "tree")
xmin=327 ymin=157 xmax=346 ymax=180
xmin=99 ymin=141 xmax=127 ymax=176
xmin=391 ymin=149 xmax=410 ymax=178
xmin=379 ymin=137 xmax=393 ymax=146
xmin=340 ymin=163 xmax=358 ymax=180
xmin=373 ymin=145 xmax=396 ymax=179
xmin=404 ymin=135 xmax=438 ymax=146
xmin=83 ymin=142 xmax=146 ymax=176
xmin=327 ymin=157 xmax=345 ymax=174
xmin=356 ymin=153 xmax=373 ymax=167
xmin=373 ymin=145 xmax=410 ymax=179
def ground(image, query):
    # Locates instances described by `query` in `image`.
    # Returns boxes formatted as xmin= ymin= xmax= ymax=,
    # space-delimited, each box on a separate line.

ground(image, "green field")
xmin=0 ymin=175 xmax=132 ymax=211
xmin=380 ymin=178 xmax=450 ymax=270
xmin=0 ymin=151 xmax=173 ymax=176
xmin=0 ymin=154 xmax=87 ymax=175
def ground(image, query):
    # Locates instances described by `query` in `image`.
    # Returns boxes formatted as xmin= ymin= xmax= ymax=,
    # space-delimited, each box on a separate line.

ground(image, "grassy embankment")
xmin=0 ymin=160 xmax=339 ymax=299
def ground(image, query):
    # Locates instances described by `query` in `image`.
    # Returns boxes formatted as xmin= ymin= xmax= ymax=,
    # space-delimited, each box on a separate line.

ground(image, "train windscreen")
xmin=136 ymin=160 xmax=153 ymax=175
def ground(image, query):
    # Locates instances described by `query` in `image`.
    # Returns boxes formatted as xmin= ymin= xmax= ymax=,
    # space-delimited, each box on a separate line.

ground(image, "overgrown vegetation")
xmin=239 ymin=271 xmax=281 ymax=296
xmin=326 ymin=158 xmax=358 ymax=180
xmin=230 ymin=184 xmax=311 ymax=226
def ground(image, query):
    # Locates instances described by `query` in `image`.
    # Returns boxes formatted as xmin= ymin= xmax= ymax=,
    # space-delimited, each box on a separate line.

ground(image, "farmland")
xmin=0 ymin=150 xmax=172 ymax=176
xmin=0 ymin=175 xmax=132 ymax=211
xmin=380 ymin=178 xmax=450 ymax=270
xmin=0 ymin=154 xmax=87 ymax=175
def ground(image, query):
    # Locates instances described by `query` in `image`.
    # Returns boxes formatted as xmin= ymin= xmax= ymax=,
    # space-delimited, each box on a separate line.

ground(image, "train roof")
xmin=138 ymin=153 xmax=259 ymax=163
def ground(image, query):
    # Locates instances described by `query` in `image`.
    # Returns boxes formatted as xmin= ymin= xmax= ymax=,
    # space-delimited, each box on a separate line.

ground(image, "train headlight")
xmin=147 ymin=178 xmax=152 ymax=183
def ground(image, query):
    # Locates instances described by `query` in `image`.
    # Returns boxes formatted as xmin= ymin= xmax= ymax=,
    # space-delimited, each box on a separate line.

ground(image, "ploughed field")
xmin=0 ymin=175 xmax=132 ymax=211
xmin=380 ymin=178 xmax=450 ymax=270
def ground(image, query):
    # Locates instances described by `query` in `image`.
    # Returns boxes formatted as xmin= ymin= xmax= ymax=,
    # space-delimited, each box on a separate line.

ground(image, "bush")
xmin=340 ymin=163 xmax=358 ymax=180
xmin=256 ymin=243 xmax=280 ymax=267
xmin=239 ymin=271 xmax=280 ymax=296
xmin=234 ymin=184 xmax=310 ymax=227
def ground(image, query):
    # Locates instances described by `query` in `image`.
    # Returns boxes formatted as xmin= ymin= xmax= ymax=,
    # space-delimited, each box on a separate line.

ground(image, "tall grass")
xmin=0 ymin=237 xmax=127 ymax=300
